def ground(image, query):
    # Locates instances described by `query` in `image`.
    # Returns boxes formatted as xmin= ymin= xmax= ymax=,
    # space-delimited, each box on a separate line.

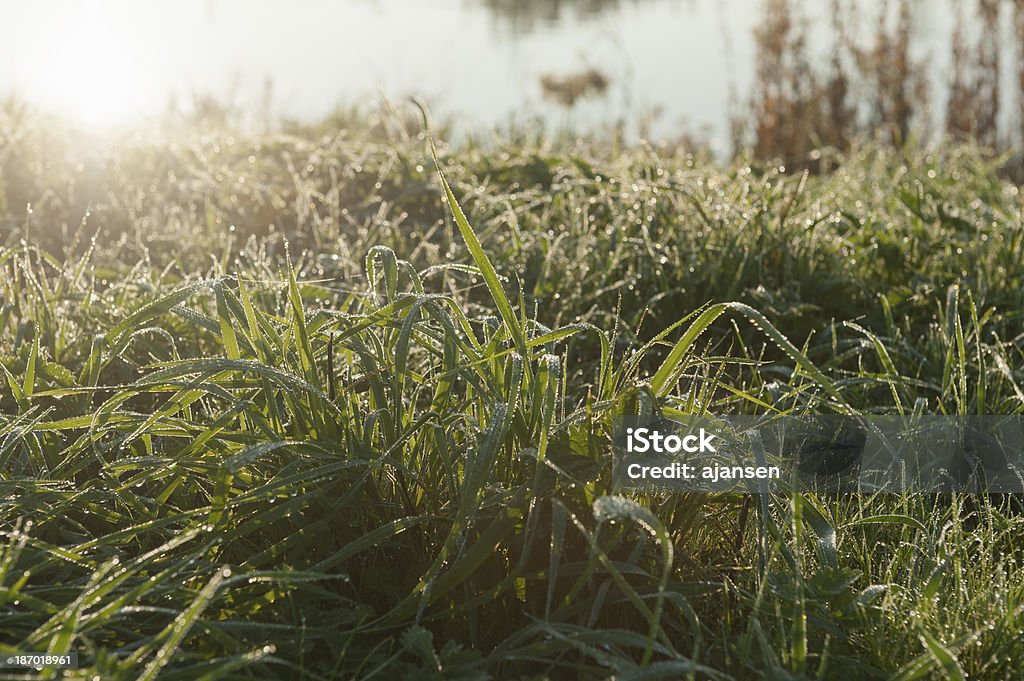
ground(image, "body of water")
xmin=0 ymin=1 xmax=1016 ymax=153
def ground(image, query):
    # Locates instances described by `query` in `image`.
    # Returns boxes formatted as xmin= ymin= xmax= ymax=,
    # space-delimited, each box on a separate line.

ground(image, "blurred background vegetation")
xmin=4 ymin=0 xmax=1024 ymax=160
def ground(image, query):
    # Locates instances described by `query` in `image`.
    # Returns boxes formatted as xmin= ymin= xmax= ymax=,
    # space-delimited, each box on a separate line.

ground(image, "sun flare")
xmin=30 ymin=3 xmax=146 ymax=127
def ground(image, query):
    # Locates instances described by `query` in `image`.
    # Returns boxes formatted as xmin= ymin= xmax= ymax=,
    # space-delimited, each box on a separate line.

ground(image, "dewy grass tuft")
xmin=2 ymin=106 xmax=1024 ymax=679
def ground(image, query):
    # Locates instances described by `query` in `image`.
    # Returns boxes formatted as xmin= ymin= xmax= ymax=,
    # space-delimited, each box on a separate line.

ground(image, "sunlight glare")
xmin=32 ymin=3 xmax=146 ymax=128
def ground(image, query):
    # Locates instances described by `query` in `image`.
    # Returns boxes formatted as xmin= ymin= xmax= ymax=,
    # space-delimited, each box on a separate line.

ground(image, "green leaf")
xmin=429 ymin=138 xmax=527 ymax=357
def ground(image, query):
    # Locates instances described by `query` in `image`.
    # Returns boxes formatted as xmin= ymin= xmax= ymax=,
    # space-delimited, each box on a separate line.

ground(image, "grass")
xmin=3 ymin=105 xmax=1024 ymax=679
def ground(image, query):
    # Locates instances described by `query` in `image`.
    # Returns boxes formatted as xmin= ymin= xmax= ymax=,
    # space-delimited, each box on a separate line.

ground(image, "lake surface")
xmin=0 ymin=1 xmax=1015 ymax=154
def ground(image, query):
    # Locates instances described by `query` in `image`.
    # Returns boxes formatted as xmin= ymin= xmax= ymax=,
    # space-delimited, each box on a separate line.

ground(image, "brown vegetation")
xmin=737 ymin=0 xmax=1024 ymax=162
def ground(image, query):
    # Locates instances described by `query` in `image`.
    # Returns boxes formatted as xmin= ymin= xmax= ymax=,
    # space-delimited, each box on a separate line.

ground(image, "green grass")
xmin=3 ymin=105 xmax=1024 ymax=679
